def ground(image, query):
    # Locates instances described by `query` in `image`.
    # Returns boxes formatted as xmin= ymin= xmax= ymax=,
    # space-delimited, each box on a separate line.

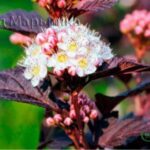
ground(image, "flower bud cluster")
xmin=35 ymin=28 xmax=58 ymax=55
xmin=36 ymin=0 xmax=68 ymax=19
xmin=45 ymin=93 xmax=99 ymax=127
xmin=37 ymin=0 xmax=66 ymax=8
xmin=21 ymin=18 xmax=113 ymax=87
xmin=120 ymin=10 xmax=150 ymax=37
xmin=74 ymin=93 xmax=99 ymax=123
xmin=120 ymin=10 xmax=150 ymax=59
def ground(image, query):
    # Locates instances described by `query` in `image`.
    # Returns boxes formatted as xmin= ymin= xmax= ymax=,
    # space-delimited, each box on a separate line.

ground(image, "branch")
xmin=95 ymin=80 xmax=150 ymax=114
xmin=0 ymin=67 xmax=60 ymax=112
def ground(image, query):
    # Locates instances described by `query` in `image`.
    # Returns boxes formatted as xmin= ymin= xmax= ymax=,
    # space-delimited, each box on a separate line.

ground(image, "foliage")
xmin=0 ymin=0 xmax=150 ymax=149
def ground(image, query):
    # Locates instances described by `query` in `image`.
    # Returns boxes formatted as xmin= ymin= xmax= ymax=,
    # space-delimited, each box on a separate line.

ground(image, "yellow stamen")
xmin=68 ymin=41 xmax=78 ymax=52
xmin=31 ymin=49 xmax=39 ymax=56
xmin=57 ymin=53 xmax=68 ymax=63
xmin=78 ymin=58 xmax=88 ymax=69
xmin=32 ymin=66 xmax=41 ymax=76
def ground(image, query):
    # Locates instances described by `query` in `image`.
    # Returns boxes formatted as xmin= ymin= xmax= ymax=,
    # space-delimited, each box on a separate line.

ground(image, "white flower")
xmin=47 ymin=52 xmax=72 ymax=71
xmin=24 ymin=59 xmax=47 ymax=87
xmin=74 ymin=56 xmax=97 ymax=77
xmin=51 ymin=18 xmax=113 ymax=76
xmin=100 ymin=43 xmax=114 ymax=60
xmin=25 ymin=44 xmax=42 ymax=57
xmin=20 ymin=43 xmax=48 ymax=87
xmin=22 ymin=18 xmax=114 ymax=80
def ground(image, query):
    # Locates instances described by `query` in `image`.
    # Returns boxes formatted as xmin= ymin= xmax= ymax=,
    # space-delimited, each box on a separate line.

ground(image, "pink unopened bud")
xmin=45 ymin=117 xmax=55 ymax=127
xmin=47 ymin=0 xmax=53 ymax=4
xmin=69 ymin=110 xmax=76 ymax=119
xmin=88 ymin=101 xmax=95 ymax=108
xmin=70 ymin=104 xmax=75 ymax=110
xmin=54 ymin=114 xmax=62 ymax=123
xmin=83 ymin=116 xmax=89 ymax=123
xmin=80 ymin=110 xmax=86 ymax=118
xmin=144 ymin=30 xmax=150 ymax=37
xmin=64 ymin=117 xmax=73 ymax=126
xmin=78 ymin=98 xmax=85 ymax=105
xmin=10 ymin=33 xmax=32 ymax=45
xmin=68 ymin=66 xmax=76 ymax=76
xmin=48 ymin=36 xmax=58 ymax=46
xmin=139 ymin=20 xmax=146 ymax=28
xmin=57 ymin=30 xmax=66 ymax=42
xmin=38 ymin=0 xmax=47 ymax=7
xmin=53 ymin=69 xmax=64 ymax=76
xmin=38 ymin=0 xmax=52 ymax=7
xmin=46 ymin=28 xmax=56 ymax=36
xmin=35 ymin=33 xmax=47 ymax=45
xmin=120 ymin=20 xmax=131 ymax=34
xmin=90 ymin=110 xmax=98 ymax=119
xmin=135 ymin=26 xmax=143 ymax=35
xmin=83 ymin=105 xmax=90 ymax=114
xmin=57 ymin=0 xmax=66 ymax=8
xmin=42 ymin=43 xmax=54 ymax=55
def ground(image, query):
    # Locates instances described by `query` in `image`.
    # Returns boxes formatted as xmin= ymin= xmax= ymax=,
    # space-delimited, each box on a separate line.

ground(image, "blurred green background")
xmin=0 ymin=1 xmax=45 ymax=149
xmin=0 ymin=0 xmax=148 ymax=149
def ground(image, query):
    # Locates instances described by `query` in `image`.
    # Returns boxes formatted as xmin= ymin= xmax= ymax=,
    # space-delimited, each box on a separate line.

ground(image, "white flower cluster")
xmin=21 ymin=18 xmax=113 ymax=87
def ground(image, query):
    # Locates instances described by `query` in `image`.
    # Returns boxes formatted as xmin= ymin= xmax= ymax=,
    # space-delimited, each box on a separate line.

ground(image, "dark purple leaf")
xmin=95 ymin=80 xmax=150 ymax=114
xmin=0 ymin=67 xmax=59 ymax=111
xmin=98 ymin=117 xmax=150 ymax=148
xmin=74 ymin=0 xmax=118 ymax=12
xmin=38 ymin=126 xmax=72 ymax=149
xmin=0 ymin=9 xmax=51 ymax=34
xmin=89 ymin=56 xmax=150 ymax=81
xmin=46 ymin=137 xmax=72 ymax=149
xmin=94 ymin=111 xmax=118 ymax=143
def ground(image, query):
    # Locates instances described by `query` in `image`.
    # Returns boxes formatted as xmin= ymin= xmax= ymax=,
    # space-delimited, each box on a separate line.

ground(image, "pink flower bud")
xmin=80 ymin=110 xmax=86 ymax=118
xmin=48 ymin=36 xmax=58 ymax=46
xmin=70 ymin=104 xmax=75 ymax=110
xmin=138 ymin=20 xmax=146 ymax=28
xmin=42 ymin=43 xmax=54 ymax=55
xmin=45 ymin=117 xmax=55 ymax=126
xmin=144 ymin=30 xmax=150 ymax=37
xmin=64 ymin=117 xmax=73 ymax=126
xmin=57 ymin=30 xmax=66 ymax=42
xmin=38 ymin=0 xmax=48 ymax=7
xmin=78 ymin=97 xmax=86 ymax=105
xmin=135 ymin=26 xmax=143 ymax=35
xmin=53 ymin=69 xmax=64 ymax=76
xmin=57 ymin=0 xmax=66 ymax=8
xmin=54 ymin=114 xmax=62 ymax=123
xmin=83 ymin=116 xmax=89 ymax=123
xmin=90 ymin=110 xmax=98 ymax=119
xmin=10 ymin=33 xmax=32 ymax=45
xmin=86 ymin=101 xmax=95 ymax=108
xmin=68 ymin=66 xmax=76 ymax=76
xmin=46 ymin=28 xmax=56 ymax=36
xmin=47 ymin=0 xmax=53 ymax=4
xmin=83 ymin=105 xmax=90 ymax=114
xmin=120 ymin=20 xmax=131 ymax=34
xmin=38 ymin=0 xmax=53 ymax=7
xmin=69 ymin=110 xmax=76 ymax=119
xmin=35 ymin=33 xmax=47 ymax=45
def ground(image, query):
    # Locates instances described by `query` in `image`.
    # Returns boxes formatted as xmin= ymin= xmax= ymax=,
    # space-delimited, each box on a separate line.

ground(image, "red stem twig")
xmin=71 ymin=87 xmax=89 ymax=149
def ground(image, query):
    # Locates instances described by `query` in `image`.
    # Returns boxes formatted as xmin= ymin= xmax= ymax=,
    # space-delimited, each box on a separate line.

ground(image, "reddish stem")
xmin=65 ymin=129 xmax=81 ymax=149
xmin=71 ymin=88 xmax=89 ymax=149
